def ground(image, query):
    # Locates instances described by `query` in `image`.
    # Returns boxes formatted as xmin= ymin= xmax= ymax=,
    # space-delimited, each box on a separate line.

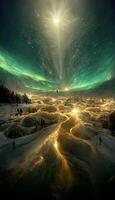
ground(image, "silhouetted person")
xmin=12 ymin=141 xmax=15 ymax=150
xmin=35 ymin=121 xmax=39 ymax=130
xmin=41 ymin=119 xmax=45 ymax=128
xmin=99 ymin=136 xmax=102 ymax=145
xmin=19 ymin=108 xmax=23 ymax=116
xmin=16 ymin=108 xmax=20 ymax=116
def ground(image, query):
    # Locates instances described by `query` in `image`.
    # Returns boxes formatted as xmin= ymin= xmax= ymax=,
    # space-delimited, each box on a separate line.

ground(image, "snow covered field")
xmin=0 ymin=95 xmax=115 ymax=199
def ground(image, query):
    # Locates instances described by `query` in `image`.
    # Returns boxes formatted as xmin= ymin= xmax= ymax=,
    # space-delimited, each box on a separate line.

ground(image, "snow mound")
xmin=40 ymin=105 xmax=57 ymax=113
xmin=35 ymin=111 xmax=59 ymax=124
xmin=71 ymin=125 xmax=97 ymax=140
xmin=58 ymin=132 xmax=96 ymax=159
xmin=21 ymin=116 xmax=38 ymax=127
xmin=5 ymin=123 xmax=30 ymax=138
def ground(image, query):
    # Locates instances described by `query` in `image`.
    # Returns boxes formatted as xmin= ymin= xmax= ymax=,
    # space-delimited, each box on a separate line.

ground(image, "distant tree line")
xmin=0 ymin=85 xmax=31 ymax=104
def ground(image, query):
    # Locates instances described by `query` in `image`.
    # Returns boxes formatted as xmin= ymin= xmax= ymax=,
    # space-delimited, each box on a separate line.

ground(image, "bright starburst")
xmin=53 ymin=16 xmax=60 ymax=25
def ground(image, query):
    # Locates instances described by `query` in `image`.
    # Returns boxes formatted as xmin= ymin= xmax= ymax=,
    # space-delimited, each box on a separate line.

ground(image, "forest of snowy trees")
xmin=0 ymin=85 xmax=31 ymax=104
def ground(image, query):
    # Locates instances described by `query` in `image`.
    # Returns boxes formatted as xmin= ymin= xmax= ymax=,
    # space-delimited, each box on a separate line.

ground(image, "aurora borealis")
xmin=0 ymin=0 xmax=115 ymax=93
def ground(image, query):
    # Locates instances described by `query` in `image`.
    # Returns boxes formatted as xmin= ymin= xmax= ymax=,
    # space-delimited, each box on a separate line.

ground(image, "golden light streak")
xmin=54 ymin=140 xmax=59 ymax=150
xmin=53 ymin=139 xmax=73 ymax=188
xmin=71 ymin=107 xmax=81 ymax=120
xmin=18 ymin=95 xmax=115 ymax=191
xmin=34 ymin=156 xmax=44 ymax=166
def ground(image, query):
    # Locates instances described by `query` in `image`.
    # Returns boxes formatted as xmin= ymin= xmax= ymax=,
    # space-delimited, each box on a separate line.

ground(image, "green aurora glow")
xmin=0 ymin=0 xmax=115 ymax=93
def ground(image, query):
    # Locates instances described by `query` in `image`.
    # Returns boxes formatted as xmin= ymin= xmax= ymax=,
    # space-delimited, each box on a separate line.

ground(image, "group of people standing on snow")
xmin=16 ymin=108 xmax=23 ymax=116
xmin=16 ymin=104 xmax=23 ymax=116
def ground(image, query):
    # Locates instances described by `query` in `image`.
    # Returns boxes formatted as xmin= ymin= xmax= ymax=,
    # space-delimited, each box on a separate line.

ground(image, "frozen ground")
xmin=0 ymin=95 xmax=115 ymax=199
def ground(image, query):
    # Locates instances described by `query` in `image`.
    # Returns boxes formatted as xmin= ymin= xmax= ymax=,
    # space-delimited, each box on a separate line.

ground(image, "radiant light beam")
xmin=53 ymin=16 xmax=60 ymax=25
xmin=42 ymin=2 xmax=75 ymax=83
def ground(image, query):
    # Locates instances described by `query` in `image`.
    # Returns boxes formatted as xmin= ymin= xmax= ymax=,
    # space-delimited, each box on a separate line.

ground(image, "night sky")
xmin=0 ymin=0 xmax=115 ymax=93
